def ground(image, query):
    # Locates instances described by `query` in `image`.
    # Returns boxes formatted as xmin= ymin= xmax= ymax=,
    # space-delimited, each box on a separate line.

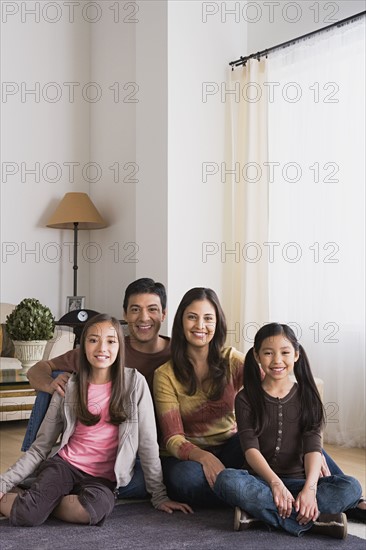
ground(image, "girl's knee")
xmin=78 ymin=486 xmax=115 ymax=525
xmin=344 ymin=475 xmax=362 ymax=500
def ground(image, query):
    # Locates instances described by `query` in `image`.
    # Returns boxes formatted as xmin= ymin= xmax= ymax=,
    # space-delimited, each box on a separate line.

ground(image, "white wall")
xmin=1 ymin=2 xmax=91 ymax=317
xmin=166 ymin=1 xmax=247 ymax=329
xmin=88 ymin=6 xmax=137 ymax=319
xmin=1 ymin=1 xmax=247 ymax=326
xmin=9 ymin=2 xmax=362 ymax=323
xmin=135 ymin=1 xmax=168 ymax=294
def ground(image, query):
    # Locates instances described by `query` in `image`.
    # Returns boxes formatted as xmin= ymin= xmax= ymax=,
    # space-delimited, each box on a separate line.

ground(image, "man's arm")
xmin=27 ymin=349 xmax=79 ymax=396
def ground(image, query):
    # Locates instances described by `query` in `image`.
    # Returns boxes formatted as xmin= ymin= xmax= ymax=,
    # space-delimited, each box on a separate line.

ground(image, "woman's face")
xmin=182 ymin=299 xmax=216 ymax=349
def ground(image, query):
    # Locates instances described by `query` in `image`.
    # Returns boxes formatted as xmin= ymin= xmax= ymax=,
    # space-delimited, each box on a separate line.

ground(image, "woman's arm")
xmin=153 ymin=366 xmax=225 ymax=488
xmin=153 ymin=366 xmax=197 ymax=459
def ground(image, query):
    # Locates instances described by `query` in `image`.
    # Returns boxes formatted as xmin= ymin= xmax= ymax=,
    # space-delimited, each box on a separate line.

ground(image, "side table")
xmin=0 ymin=366 xmax=37 ymax=422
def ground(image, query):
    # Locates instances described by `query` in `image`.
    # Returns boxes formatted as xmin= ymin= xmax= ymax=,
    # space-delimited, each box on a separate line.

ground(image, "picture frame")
xmin=66 ymin=296 xmax=85 ymax=313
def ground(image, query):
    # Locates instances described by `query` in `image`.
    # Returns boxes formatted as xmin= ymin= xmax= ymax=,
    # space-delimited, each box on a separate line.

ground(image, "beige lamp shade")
xmin=46 ymin=192 xmax=107 ymax=297
xmin=46 ymin=193 xmax=106 ymax=230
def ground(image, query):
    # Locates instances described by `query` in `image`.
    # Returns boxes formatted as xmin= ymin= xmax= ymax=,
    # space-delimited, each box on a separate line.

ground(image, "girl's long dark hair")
xmin=171 ymin=287 xmax=228 ymax=400
xmin=244 ymin=323 xmax=325 ymax=435
xmin=76 ymin=314 xmax=127 ymax=426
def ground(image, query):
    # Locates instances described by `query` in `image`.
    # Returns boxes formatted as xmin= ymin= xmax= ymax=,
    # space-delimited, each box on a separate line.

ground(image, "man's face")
xmin=124 ymin=293 xmax=166 ymax=346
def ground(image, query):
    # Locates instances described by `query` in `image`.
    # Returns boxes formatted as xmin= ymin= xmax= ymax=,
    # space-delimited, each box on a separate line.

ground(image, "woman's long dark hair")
xmin=171 ymin=288 xmax=228 ymax=400
xmin=244 ymin=323 xmax=325 ymax=435
xmin=75 ymin=314 xmax=127 ymax=426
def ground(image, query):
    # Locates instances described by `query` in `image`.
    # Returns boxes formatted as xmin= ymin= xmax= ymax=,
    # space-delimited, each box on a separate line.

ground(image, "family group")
xmin=0 ymin=279 xmax=364 ymax=540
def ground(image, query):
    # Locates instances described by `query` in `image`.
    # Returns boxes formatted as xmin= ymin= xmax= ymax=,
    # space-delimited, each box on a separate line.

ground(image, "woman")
xmin=153 ymin=288 xmax=245 ymax=507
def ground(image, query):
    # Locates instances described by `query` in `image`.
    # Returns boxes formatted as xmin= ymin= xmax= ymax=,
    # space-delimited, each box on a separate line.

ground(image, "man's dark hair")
xmin=123 ymin=278 xmax=167 ymax=312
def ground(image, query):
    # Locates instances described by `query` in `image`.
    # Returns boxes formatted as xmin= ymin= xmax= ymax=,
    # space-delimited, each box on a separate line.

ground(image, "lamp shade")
xmin=46 ymin=193 xmax=106 ymax=230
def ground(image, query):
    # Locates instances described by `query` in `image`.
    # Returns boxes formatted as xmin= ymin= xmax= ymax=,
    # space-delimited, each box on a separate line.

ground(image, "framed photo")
xmin=66 ymin=296 xmax=85 ymax=313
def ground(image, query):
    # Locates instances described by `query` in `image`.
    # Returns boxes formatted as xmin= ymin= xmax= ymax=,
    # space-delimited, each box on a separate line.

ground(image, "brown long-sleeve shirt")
xmin=235 ymin=384 xmax=322 ymax=479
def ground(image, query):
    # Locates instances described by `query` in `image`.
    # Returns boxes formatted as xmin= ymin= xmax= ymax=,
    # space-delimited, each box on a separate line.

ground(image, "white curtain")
xmin=224 ymin=59 xmax=270 ymax=355
xmin=226 ymin=17 xmax=365 ymax=447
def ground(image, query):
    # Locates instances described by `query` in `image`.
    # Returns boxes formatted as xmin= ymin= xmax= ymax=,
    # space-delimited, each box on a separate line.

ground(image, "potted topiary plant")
xmin=5 ymin=298 xmax=55 ymax=370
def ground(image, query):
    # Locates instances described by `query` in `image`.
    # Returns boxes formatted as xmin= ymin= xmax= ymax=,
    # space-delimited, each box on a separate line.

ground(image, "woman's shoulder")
xmin=154 ymin=359 xmax=174 ymax=377
xmin=222 ymin=346 xmax=244 ymax=361
xmin=222 ymin=347 xmax=245 ymax=373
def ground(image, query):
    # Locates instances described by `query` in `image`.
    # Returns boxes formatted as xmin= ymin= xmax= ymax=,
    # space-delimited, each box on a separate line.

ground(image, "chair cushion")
xmin=0 ymin=324 xmax=15 ymax=357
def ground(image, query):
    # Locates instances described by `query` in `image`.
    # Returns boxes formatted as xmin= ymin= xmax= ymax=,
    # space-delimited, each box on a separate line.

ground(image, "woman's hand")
xmin=270 ymin=480 xmax=294 ymax=519
xmin=188 ymin=448 xmax=225 ymax=489
xmin=295 ymin=485 xmax=319 ymax=524
xmin=157 ymin=500 xmax=193 ymax=514
xmin=201 ymin=453 xmax=225 ymax=489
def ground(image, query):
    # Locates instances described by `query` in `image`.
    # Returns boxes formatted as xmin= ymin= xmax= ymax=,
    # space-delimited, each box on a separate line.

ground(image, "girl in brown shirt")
xmin=213 ymin=323 xmax=361 ymax=539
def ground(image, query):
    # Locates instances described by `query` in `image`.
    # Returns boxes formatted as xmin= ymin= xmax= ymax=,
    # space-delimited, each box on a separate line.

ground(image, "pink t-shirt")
xmin=59 ymin=381 xmax=119 ymax=481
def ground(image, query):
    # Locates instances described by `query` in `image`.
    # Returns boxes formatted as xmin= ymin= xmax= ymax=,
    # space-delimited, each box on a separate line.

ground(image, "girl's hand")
xmin=201 ymin=453 xmax=225 ymax=489
xmin=295 ymin=486 xmax=319 ymax=524
xmin=270 ymin=481 xmax=294 ymax=519
xmin=157 ymin=500 xmax=193 ymax=514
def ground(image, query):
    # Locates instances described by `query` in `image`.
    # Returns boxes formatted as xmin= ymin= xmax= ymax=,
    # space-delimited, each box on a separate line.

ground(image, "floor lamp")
xmin=46 ymin=192 xmax=107 ymax=297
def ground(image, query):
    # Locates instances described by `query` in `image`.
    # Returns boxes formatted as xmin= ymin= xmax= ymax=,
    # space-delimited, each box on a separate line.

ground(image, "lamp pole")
xmin=73 ymin=222 xmax=79 ymax=296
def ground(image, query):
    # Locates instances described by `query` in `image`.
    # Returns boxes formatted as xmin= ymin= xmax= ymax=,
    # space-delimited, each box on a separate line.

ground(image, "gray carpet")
xmin=0 ymin=502 xmax=364 ymax=550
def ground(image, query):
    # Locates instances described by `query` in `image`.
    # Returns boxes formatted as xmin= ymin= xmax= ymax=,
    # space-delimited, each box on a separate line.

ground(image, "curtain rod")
xmin=229 ymin=10 xmax=365 ymax=69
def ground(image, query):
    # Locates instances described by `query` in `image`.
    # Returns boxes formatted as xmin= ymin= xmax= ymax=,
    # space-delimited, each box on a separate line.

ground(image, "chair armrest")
xmin=43 ymin=327 xmax=75 ymax=361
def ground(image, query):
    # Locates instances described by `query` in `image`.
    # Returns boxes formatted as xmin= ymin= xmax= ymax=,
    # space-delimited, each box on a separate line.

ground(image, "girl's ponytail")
xmin=294 ymin=344 xmax=325 ymax=431
xmin=243 ymin=347 xmax=267 ymax=435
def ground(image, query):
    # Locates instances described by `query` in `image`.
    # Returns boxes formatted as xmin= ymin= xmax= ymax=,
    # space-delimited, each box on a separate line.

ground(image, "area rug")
xmin=0 ymin=501 xmax=364 ymax=550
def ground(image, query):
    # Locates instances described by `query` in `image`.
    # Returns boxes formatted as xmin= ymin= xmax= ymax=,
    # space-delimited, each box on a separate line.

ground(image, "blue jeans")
xmin=116 ymin=458 xmax=149 ymax=500
xmin=214 ymin=469 xmax=362 ymax=536
xmin=161 ymin=434 xmax=244 ymax=507
xmin=22 ymin=372 xmax=58 ymax=451
xmin=322 ymin=449 xmax=343 ymax=475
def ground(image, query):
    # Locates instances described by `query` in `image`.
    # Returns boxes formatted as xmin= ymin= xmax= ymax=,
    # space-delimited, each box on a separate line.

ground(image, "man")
xmin=27 ymin=278 xmax=170 ymax=398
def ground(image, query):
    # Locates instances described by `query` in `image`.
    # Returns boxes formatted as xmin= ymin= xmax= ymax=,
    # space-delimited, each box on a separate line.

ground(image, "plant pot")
xmin=13 ymin=340 xmax=48 ymax=371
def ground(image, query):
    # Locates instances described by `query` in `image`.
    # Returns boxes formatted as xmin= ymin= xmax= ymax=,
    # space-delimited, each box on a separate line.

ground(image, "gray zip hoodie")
xmin=0 ymin=368 xmax=168 ymax=508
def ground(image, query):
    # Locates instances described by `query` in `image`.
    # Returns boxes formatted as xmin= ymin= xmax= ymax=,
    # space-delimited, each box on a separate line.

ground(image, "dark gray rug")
xmin=0 ymin=502 xmax=364 ymax=550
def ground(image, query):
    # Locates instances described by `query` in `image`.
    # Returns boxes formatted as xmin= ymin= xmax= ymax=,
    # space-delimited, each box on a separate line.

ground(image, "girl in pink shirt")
xmin=0 ymin=314 xmax=191 ymax=526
